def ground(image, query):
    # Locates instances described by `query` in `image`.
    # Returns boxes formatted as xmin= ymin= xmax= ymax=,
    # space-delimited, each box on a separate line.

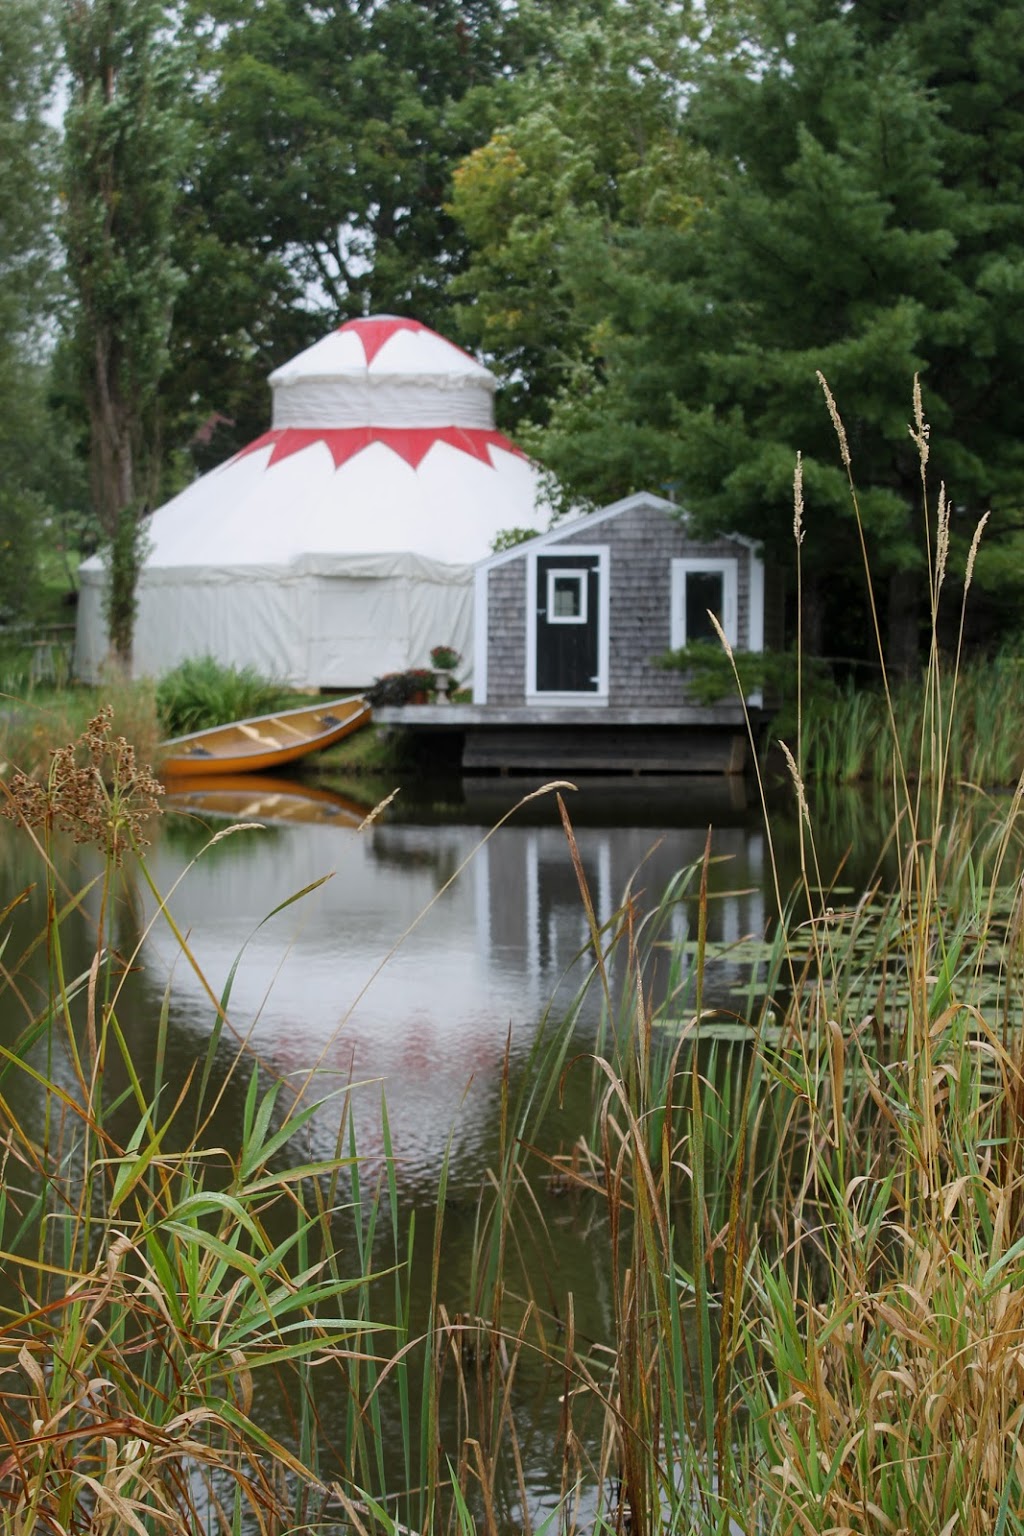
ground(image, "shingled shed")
xmin=460 ymin=491 xmax=774 ymax=771
xmin=475 ymin=492 xmax=768 ymax=700
xmin=74 ymin=316 xmax=549 ymax=687
xmin=374 ymin=490 xmax=777 ymax=773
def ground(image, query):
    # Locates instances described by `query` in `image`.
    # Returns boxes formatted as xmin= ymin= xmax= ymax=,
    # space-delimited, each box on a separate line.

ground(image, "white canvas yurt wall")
xmin=75 ymin=316 xmax=549 ymax=686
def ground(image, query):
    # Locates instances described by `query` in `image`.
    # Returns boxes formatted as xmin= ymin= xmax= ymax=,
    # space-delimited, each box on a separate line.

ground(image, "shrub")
xmin=366 ymin=667 xmax=436 ymax=705
xmin=156 ymin=654 xmax=286 ymax=737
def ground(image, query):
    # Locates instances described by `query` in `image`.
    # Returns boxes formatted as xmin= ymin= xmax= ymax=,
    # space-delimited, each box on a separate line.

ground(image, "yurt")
xmin=74 ymin=316 xmax=549 ymax=687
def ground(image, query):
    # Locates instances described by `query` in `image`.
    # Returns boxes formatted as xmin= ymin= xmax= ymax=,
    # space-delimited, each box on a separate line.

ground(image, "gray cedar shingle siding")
xmin=486 ymin=559 xmax=528 ymax=703
xmin=485 ymin=501 xmax=759 ymax=706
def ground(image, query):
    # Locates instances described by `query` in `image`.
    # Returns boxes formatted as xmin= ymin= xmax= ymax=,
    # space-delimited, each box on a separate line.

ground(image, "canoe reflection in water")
xmin=162 ymin=773 xmax=372 ymax=830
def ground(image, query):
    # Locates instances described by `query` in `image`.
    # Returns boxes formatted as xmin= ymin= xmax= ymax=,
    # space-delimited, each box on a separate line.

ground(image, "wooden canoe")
xmin=159 ymin=695 xmax=371 ymax=778
xmin=162 ymin=774 xmax=371 ymax=828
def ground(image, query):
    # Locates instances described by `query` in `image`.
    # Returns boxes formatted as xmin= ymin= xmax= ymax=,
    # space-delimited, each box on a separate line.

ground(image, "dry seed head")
xmin=793 ymin=452 xmax=805 ymax=546
xmin=816 ymin=372 xmax=851 ymax=468
xmin=965 ymin=511 xmax=990 ymax=592
xmin=707 ymin=608 xmax=734 ymax=661
xmin=935 ymin=483 xmax=949 ymax=591
xmin=779 ymin=740 xmax=810 ymax=826
xmin=359 ymin=786 xmax=400 ymax=830
xmin=205 ymin=821 xmax=264 ymax=848
xmin=909 ymin=374 xmax=930 ymax=468
xmin=1 ymin=707 xmax=163 ymax=865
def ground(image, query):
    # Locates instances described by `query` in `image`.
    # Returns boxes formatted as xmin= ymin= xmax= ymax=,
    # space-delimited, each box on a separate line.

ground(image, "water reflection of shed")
xmin=472 ymin=822 xmax=766 ymax=1011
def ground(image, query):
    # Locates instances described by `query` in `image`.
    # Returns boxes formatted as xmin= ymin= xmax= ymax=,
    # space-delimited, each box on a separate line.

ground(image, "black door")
xmin=535 ymin=554 xmax=601 ymax=693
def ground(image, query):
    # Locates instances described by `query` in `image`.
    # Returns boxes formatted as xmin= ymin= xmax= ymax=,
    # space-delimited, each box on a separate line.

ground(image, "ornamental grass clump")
xmin=446 ymin=381 xmax=1024 ymax=1536
xmin=155 ymin=654 xmax=286 ymax=738
xmin=719 ymin=377 xmax=1024 ymax=1534
xmin=0 ymin=713 xmax=388 ymax=1536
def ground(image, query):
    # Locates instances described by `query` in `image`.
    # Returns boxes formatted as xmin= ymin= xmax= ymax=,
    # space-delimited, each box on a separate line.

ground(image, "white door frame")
xmin=526 ymin=545 xmax=610 ymax=704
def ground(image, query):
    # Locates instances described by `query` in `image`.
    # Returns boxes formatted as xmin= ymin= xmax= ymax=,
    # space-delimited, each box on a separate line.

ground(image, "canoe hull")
xmin=159 ymin=695 xmax=371 ymax=778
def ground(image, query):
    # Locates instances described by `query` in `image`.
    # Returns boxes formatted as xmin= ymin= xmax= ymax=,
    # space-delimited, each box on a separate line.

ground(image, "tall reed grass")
xmin=801 ymin=651 xmax=1024 ymax=785
xmin=0 ymin=677 xmax=161 ymax=781
xmin=3 ymin=379 xmax=1024 ymax=1536
xmin=403 ymin=380 xmax=1024 ymax=1534
xmin=0 ymin=710 xmax=390 ymax=1535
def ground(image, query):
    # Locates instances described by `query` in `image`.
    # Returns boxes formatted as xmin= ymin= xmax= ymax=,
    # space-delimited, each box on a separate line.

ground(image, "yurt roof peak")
xmin=75 ymin=312 xmax=551 ymax=688
xmin=269 ymin=314 xmax=496 ymax=432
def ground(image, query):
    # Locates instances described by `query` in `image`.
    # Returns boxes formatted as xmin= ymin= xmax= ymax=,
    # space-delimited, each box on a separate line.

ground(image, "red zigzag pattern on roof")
xmin=342 ymin=315 xmax=430 ymax=364
xmin=335 ymin=315 xmax=481 ymax=368
xmin=233 ymin=426 xmax=527 ymax=473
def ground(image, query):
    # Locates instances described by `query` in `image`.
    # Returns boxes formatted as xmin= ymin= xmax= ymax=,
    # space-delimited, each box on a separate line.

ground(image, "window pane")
xmin=552 ymin=575 xmax=583 ymax=618
xmin=686 ymin=571 xmax=724 ymax=643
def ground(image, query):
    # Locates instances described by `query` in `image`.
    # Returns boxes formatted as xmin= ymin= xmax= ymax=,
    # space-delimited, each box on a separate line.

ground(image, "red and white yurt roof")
xmin=76 ymin=314 xmax=550 ymax=685
xmin=137 ymin=315 xmax=545 ymax=570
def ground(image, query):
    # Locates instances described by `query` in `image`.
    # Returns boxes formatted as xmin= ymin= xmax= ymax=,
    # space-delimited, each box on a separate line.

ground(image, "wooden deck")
xmin=373 ymin=704 xmax=758 ymax=775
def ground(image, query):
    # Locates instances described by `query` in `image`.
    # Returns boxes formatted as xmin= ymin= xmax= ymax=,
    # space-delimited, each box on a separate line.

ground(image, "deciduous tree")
xmin=167 ymin=0 xmax=528 ymax=462
xmin=62 ymin=0 xmax=187 ymax=666
xmin=0 ymin=0 xmax=60 ymax=618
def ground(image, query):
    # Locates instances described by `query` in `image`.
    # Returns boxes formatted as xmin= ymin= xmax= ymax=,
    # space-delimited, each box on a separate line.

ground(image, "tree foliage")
xmin=448 ymin=0 xmax=719 ymax=434
xmin=21 ymin=0 xmax=1024 ymax=667
xmin=0 ymin=1 xmax=61 ymax=618
xmin=452 ymin=0 xmax=1024 ymax=661
xmin=62 ymin=0 xmax=188 ymax=665
xmin=167 ymin=0 xmax=532 ymax=463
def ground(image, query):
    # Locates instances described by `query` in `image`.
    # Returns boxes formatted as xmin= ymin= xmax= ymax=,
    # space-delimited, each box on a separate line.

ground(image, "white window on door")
xmin=670 ymin=558 xmax=738 ymax=649
xmin=546 ymin=568 xmax=589 ymax=624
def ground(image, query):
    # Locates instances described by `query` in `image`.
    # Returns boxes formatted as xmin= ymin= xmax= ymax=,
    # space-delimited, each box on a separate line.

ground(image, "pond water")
xmin=0 ymin=767 xmax=894 ymax=1525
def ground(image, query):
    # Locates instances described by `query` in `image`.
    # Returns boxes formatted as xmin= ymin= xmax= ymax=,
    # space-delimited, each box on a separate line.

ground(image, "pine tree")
xmin=456 ymin=0 xmax=1024 ymax=662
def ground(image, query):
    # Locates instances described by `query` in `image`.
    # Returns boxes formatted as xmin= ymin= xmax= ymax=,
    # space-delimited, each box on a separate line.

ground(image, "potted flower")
xmin=403 ymin=667 xmax=437 ymax=704
xmin=368 ymin=668 xmax=436 ymax=705
xmin=429 ymin=645 xmax=462 ymax=702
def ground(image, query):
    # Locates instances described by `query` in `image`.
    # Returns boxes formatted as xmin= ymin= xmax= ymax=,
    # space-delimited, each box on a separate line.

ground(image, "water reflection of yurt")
xmin=75 ymin=316 xmax=550 ymax=687
xmin=135 ymin=809 xmax=766 ymax=1192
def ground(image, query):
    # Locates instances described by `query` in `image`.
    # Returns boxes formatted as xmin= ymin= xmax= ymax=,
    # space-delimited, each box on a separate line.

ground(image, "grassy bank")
xmin=0 ymin=676 xmax=162 ymax=780
xmin=0 ymin=655 xmax=427 ymax=784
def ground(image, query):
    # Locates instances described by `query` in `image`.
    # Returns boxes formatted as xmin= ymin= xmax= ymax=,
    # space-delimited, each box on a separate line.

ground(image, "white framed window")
xmin=670 ymin=558 xmax=739 ymax=650
xmin=546 ymin=568 xmax=589 ymax=624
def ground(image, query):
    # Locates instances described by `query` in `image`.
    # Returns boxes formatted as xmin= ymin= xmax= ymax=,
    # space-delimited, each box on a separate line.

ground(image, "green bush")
xmin=366 ymin=667 xmax=436 ymax=705
xmin=156 ymin=654 xmax=286 ymax=737
xmin=656 ymin=641 xmax=828 ymax=708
